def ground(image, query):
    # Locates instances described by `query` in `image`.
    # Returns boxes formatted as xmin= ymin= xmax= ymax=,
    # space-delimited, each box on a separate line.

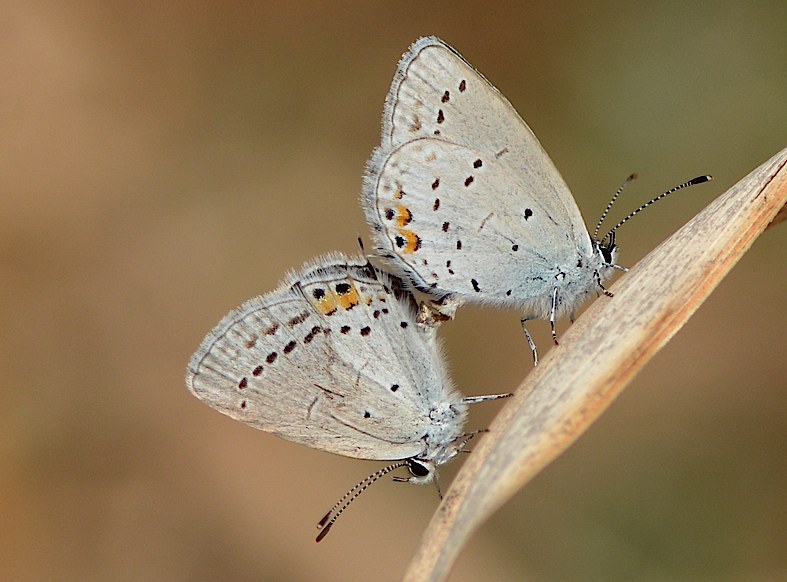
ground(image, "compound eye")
xmin=407 ymin=460 xmax=430 ymax=478
xmin=600 ymin=243 xmax=617 ymax=264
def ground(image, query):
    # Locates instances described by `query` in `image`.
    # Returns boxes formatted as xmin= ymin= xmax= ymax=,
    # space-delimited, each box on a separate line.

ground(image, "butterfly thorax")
xmin=503 ymin=240 xmax=617 ymax=320
xmin=421 ymin=400 xmax=467 ymax=466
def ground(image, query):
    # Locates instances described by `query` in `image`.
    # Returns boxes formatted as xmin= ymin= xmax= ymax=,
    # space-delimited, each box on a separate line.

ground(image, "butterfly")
xmin=363 ymin=36 xmax=628 ymax=363
xmin=186 ymin=253 xmax=507 ymax=540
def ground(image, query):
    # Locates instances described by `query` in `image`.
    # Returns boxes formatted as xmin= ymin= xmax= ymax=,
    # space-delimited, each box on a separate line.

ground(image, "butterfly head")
xmin=597 ymin=229 xmax=619 ymax=268
xmin=398 ymin=459 xmax=436 ymax=485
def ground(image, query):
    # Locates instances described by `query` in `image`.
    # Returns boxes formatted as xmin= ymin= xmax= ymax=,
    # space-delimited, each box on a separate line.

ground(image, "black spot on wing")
xmin=288 ymin=311 xmax=309 ymax=326
xmin=304 ymin=326 xmax=322 ymax=343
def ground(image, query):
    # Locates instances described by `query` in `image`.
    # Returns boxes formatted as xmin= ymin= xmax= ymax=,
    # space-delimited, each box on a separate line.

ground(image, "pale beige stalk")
xmin=404 ymin=146 xmax=787 ymax=582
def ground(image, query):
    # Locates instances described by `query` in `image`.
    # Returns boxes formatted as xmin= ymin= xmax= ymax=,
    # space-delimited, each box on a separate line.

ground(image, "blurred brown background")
xmin=2 ymin=2 xmax=785 ymax=581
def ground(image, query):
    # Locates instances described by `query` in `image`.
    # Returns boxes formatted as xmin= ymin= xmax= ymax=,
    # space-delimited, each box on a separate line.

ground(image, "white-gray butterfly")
xmin=186 ymin=253 xmax=507 ymax=541
xmin=362 ymin=37 xmax=710 ymax=363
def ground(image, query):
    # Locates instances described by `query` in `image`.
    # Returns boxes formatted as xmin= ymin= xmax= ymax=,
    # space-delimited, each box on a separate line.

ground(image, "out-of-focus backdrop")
xmin=2 ymin=2 xmax=785 ymax=581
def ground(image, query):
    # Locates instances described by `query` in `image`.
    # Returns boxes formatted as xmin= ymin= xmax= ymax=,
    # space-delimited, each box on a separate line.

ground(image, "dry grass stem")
xmin=404 ymin=146 xmax=787 ymax=582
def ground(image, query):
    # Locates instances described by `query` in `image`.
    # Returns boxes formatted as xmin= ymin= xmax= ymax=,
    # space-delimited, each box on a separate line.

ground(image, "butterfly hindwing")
xmin=187 ymin=253 xmax=464 ymax=461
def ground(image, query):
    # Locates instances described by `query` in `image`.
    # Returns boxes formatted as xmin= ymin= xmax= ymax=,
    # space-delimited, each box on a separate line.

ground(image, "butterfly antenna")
xmin=593 ymin=173 xmax=638 ymax=241
xmin=602 ymin=175 xmax=713 ymax=244
xmin=315 ymin=461 xmax=407 ymax=542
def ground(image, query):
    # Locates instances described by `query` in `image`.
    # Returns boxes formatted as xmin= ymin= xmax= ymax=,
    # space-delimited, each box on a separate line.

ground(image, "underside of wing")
xmin=372 ymin=36 xmax=592 ymax=252
xmin=186 ymin=255 xmax=452 ymax=461
xmin=365 ymin=137 xmax=582 ymax=305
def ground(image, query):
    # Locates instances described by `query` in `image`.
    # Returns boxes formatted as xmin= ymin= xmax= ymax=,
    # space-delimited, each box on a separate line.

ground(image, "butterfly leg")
xmin=594 ymin=270 xmax=614 ymax=298
xmin=462 ymin=393 xmax=512 ymax=404
xmin=450 ymin=429 xmax=492 ymax=456
xmin=519 ymin=317 xmax=539 ymax=366
xmin=549 ymin=286 xmax=560 ymax=345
